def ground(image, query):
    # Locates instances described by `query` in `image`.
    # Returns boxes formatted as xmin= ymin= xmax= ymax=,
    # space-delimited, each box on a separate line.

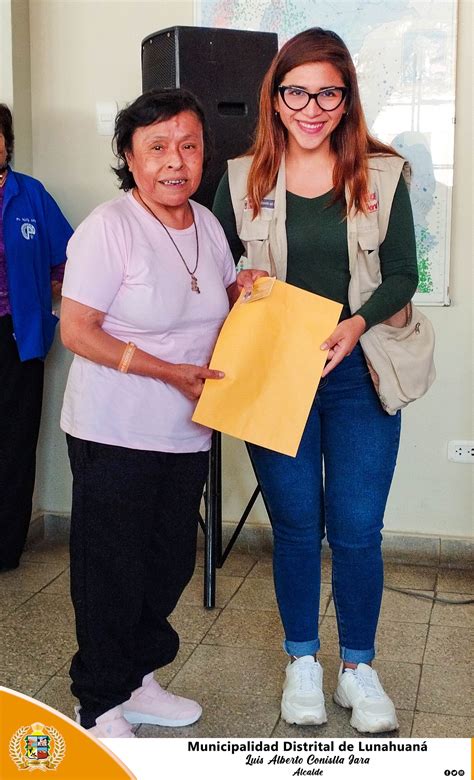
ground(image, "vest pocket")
xmin=357 ymin=228 xmax=379 ymax=252
xmin=370 ymin=305 xmax=436 ymax=401
xmin=240 ymin=212 xmax=271 ymax=241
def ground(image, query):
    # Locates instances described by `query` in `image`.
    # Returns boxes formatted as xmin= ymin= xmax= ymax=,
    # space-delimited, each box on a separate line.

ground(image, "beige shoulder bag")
xmin=354 ymin=158 xmax=436 ymax=414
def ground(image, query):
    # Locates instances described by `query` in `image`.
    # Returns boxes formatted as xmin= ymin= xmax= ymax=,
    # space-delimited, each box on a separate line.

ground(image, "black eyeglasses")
xmin=277 ymin=85 xmax=348 ymax=112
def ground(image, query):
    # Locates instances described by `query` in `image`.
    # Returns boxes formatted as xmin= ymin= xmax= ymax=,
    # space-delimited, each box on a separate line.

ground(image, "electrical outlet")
xmin=447 ymin=440 xmax=474 ymax=463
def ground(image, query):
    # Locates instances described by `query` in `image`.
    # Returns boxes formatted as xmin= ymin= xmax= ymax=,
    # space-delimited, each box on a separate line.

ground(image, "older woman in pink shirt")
xmin=60 ymin=89 xmax=262 ymax=738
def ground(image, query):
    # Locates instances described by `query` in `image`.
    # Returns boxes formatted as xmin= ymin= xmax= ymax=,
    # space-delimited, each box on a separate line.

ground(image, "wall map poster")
xmin=196 ymin=0 xmax=458 ymax=305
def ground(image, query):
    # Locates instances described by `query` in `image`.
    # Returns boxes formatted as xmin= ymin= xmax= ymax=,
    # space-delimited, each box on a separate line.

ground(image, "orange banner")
xmin=0 ymin=687 xmax=136 ymax=779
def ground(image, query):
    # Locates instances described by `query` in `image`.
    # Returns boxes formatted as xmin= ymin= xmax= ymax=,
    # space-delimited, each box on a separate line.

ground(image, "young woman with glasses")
xmin=213 ymin=28 xmax=419 ymax=733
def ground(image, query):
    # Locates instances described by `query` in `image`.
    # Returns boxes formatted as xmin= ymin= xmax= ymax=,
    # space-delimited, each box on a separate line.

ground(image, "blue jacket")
xmin=2 ymin=167 xmax=73 ymax=360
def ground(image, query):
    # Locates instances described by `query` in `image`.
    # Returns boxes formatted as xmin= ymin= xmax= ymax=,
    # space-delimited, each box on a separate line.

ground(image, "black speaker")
xmin=141 ymin=26 xmax=278 ymax=208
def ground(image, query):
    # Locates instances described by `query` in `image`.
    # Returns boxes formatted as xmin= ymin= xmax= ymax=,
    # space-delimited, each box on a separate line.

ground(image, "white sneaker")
xmin=75 ymin=704 xmax=136 ymax=738
xmin=281 ymin=656 xmax=327 ymax=725
xmin=123 ymin=672 xmax=202 ymax=727
xmin=333 ymin=663 xmax=399 ymax=733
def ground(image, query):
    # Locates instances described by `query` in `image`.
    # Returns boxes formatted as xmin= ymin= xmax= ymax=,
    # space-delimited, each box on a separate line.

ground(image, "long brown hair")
xmin=247 ymin=27 xmax=399 ymax=217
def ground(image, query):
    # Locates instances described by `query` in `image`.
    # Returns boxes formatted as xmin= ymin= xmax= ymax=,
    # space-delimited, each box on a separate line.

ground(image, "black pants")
xmin=66 ymin=434 xmax=208 ymax=727
xmin=0 ymin=315 xmax=44 ymax=570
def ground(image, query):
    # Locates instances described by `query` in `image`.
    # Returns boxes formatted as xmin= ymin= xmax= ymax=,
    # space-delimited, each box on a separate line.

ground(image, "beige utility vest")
xmin=227 ymin=152 xmax=409 ymax=313
xmin=227 ymin=154 xmax=436 ymax=415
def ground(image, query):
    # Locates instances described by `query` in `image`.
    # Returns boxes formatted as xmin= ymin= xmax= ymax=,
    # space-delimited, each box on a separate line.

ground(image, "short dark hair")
xmin=112 ymin=89 xmax=211 ymax=191
xmin=0 ymin=103 xmax=14 ymax=165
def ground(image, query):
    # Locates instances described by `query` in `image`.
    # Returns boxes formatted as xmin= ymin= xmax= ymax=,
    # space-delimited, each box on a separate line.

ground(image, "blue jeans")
xmin=248 ymin=344 xmax=401 ymax=664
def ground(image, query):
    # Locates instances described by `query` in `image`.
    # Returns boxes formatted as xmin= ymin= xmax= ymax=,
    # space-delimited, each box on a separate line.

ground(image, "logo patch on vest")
xmin=244 ymin=198 xmax=275 ymax=211
xmin=367 ymin=192 xmax=378 ymax=212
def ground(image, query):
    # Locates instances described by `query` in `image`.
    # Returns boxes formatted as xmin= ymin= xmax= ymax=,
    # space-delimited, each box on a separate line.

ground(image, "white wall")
xmin=1 ymin=0 xmax=33 ymax=169
xmin=24 ymin=0 xmax=472 ymax=538
xmin=11 ymin=0 xmax=33 ymax=172
xmin=0 ymin=0 xmax=14 ymax=106
xmin=30 ymin=0 xmax=194 ymax=514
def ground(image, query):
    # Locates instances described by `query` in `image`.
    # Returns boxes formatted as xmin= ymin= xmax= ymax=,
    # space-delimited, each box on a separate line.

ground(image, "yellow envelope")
xmin=192 ymin=279 xmax=342 ymax=457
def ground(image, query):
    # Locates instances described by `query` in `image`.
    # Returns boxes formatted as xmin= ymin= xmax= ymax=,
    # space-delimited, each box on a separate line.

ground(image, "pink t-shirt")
xmin=61 ymin=192 xmax=236 ymax=453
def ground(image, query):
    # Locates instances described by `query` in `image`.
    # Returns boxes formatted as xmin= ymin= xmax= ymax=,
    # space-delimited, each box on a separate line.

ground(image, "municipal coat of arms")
xmin=9 ymin=721 xmax=66 ymax=771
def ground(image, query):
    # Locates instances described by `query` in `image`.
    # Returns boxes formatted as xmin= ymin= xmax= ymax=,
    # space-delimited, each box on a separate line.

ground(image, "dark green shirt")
xmin=212 ymin=171 xmax=418 ymax=329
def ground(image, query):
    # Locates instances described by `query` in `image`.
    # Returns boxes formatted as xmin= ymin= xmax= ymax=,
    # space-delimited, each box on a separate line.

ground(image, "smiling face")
xmin=275 ymin=61 xmax=347 ymax=157
xmin=125 ymin=110 xmax=204 ymax=218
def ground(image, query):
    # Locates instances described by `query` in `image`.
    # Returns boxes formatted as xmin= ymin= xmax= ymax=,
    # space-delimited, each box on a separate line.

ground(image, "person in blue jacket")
xmin=0 ymin=103 xmax=73 ymax=572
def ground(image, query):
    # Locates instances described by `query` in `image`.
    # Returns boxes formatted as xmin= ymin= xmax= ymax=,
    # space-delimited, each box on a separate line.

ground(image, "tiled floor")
xmin=1 ymin=536 xmax=472 ymax=738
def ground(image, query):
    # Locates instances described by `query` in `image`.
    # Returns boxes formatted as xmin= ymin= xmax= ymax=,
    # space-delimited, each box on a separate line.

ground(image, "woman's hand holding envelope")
xmin=227 ymin=269 xmax=269 ymax=306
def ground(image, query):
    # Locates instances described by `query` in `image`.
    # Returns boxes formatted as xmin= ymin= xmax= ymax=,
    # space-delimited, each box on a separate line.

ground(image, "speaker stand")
xmin=202 ymin=432 xmax=262 ymax=608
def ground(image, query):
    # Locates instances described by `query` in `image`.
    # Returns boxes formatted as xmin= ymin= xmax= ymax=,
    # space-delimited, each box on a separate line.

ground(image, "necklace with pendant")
xmin=135 ymin=190 xmax=200 ymax=293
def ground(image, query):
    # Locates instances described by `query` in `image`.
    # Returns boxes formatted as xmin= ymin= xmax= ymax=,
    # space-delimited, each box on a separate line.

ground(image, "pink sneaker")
xmin=75 ymin=704 xmax=136 ymax=738
xmin=122 ymin=673 xmax=202 ymax=727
